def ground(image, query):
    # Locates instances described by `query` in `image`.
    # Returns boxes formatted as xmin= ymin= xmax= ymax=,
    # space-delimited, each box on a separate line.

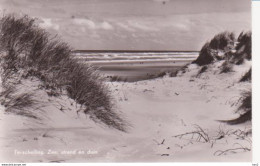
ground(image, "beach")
xmin=73 ymin=51 xmax=198 ymax=82
xmin=0 ymin=55 xmax=252 ymax=162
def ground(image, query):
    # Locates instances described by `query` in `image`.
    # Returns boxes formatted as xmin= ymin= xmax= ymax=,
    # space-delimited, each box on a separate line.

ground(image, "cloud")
xmin=73 ymin=18 xmax=113 ymax=30
xmin=39 ymin=18 xmax=59 ymax=30
xmin=116 ymin=22 xmax=136 ymax=32
xmin=127 ymin=21 xmax=159 ymax=32
xmin=100 ymin=21 xmax=113 ymax=30
xmin=73 ymin=18 xmax=96 ymax=29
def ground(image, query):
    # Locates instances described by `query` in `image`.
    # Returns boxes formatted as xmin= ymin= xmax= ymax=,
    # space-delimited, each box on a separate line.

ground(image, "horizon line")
xmin=72 ymin=50 xmax=200 ymax=53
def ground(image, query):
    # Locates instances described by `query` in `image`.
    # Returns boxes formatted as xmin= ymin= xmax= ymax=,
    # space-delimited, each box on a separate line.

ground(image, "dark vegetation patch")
xmin=193 ymin=31 xmax=251 ymax=67
xmin=192 ymin=42 xmax=215 ymax=66
xmin=238 ymin=91 xmax=252 ymax=114
xmin=208 ymin=31 xmax=235 ymax=50
xmin=223 ymin=91 xmax=252 ymax=125
xmin=107 ymin=75 xmax=127 ymax=82
xmin=170 ymin=64 xmax=190 ymax=77
xmin=193 ymin=32 xmax=236 ymax=66
xmin=147 ymin=71 xmax=167 ymax=79
xmin=231 ymin=31 xmax=252 ymax=65
xmin=240 ymin=68 xmax=251 ymax=82
xmin=236 ymin=32 xmax=252 ymax=58
xmin=0 ymin=86 xmax=39 ymax=119
xmin=0 ymin=14 xmax=127 ymax=131
xmin=196 ymin=65 xmax=208 ymax=77
xmin=220 ymin=61 xmax=234 ymax=74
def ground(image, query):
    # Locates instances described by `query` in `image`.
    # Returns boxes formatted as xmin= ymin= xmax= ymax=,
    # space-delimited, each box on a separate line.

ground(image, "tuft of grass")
xmin=237 ymin=91 xmax=251 ymax=114
xmin=240 ymin=68 xmax=251 ymax=82
xmin=0 ymin=86 xmax=38 ymax=119
xmin=192 ymin=42 xmax=215 ymax=66
xmin=236 ymin=31 xmax=251 ymax=60
xmin=147 ymin=71 xmax=167 ymax=79
xmin=108 ymin=75 xmax=127 ymax=82
xmin=221 ymin=91 xmax=251 ymax=125
xmin=220 ymin=61 xmax=234 ymax=73
xmin=88 ymin=107 xmax=127 ymax=132
xmin=214 ymin=143 xmax=251 ymax=156
xmin=0 ymin=14 xmax=127 ymax=131
xmin=172 ymin=64 xmax=190 ymax=76
xmin=196 ymin=65 xmax=208 ymax=77
xmin=173 ymin=124 xmax=210 ymax=143
xmin=230 ymin=31 xmax=251 ymax=65
xmin=174 ymin=124 xmax=251 ymax=156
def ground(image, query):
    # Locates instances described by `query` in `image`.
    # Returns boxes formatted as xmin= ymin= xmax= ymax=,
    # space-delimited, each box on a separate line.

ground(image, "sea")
xmin=72 ymin=51 xmax=199 ymax=82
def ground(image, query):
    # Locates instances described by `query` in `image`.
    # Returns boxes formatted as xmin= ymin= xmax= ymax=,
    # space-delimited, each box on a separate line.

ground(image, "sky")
xmin=0 ymin=0 xmax=251 ymax=51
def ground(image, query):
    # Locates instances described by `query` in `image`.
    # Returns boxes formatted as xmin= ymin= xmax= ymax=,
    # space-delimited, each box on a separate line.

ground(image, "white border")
xmin=252 ymin=0 xmax=260 ymax=164
xmin=1 ymin=1 xmax=258 ymax=166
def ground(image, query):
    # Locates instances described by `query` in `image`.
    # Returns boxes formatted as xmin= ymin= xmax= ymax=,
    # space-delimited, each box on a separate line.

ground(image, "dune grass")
xmin=192 ymin=30 xmax=252 ymax=124
xmin=220 ymin=61 xmax=234 ymax=74
xmin=227 ymin=91 xmax=252 ymax=125
xmin=240 ymin=68 xmax=251 ymax=82
xmin=193 ymin=31 xmax=251 ymax=66
xmin=196 ymin=65 xmax=208 ymax=77
xmin=0 ymin=86 xmax=38 ymax=119
xmin=231 ymin=31 xmax=252 ymax=65
xmin=0 ymin=14 xmax=127 ymax=131
xmin=193 ymin=32 xmax=236 ymax=66
xmin=192 ymin=42 xmax=214 ymax=66
xmin=208 ymin=31 xmax=235 ymax=50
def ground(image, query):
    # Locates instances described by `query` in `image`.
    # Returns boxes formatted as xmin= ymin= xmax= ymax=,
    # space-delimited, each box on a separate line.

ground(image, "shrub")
xmin=0 ymin=14 xmax=127 ymax=131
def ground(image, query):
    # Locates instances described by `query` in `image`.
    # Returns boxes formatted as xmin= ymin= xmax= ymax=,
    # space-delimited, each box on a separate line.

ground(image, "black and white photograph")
xmin=0 ymin=0 xmax=253 ymax=163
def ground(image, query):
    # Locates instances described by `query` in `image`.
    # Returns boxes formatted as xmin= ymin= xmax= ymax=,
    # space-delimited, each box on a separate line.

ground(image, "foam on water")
xmin=72 ymin=51 xmax=199 ymax=82
xmin=72 ymin=51 xmax=199 ymax=63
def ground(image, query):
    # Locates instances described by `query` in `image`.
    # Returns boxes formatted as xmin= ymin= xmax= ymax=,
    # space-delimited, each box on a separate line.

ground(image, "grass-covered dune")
xmin=191 ymin=31 xmax=252 ymax=125
xmin=193 ymin=31 xmax=251 ymax=66
xmin=0 ymin=14 xmax=126 ymax=131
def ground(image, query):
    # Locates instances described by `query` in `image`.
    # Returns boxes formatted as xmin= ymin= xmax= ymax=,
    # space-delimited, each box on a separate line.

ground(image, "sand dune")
xmin=0 ymin=58 xmax=251 ymax=162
